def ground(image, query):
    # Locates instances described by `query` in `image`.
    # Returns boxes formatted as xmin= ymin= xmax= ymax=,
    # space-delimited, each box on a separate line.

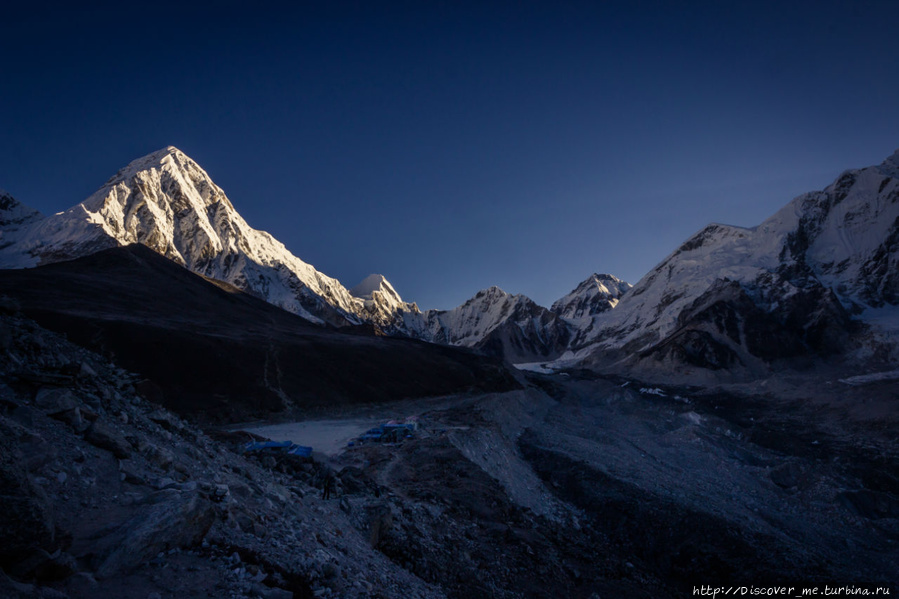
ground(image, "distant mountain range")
xmin=2 ymin=146 xmax=898 ymax=380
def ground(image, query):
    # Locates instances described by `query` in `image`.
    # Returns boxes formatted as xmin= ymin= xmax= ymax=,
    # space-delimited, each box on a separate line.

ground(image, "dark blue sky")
xmin=2 ymin=1 xmax=898 ymax=309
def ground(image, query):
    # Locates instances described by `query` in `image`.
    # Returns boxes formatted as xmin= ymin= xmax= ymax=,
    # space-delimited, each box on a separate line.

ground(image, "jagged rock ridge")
xmin=401 ymin=286 xmax=573 ymax=363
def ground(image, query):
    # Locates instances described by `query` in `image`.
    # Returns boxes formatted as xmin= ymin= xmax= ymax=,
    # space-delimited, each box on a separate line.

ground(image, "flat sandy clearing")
xmin=240 ymin=419 xmax=377 ymax=456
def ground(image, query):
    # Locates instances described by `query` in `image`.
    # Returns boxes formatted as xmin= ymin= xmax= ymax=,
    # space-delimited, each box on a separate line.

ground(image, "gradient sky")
xmin=2 ymin=1 xmax=899 ymax=310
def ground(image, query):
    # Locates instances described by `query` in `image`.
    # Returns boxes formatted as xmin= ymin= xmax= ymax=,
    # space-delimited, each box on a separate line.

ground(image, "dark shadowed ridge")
xmin=0 ymin=244 xmax=519 ymax=423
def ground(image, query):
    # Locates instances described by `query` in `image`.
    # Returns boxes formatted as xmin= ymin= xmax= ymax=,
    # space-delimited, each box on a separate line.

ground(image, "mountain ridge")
xmin=0 ymin=146 xmax=628 ymax=363
xmin=403 ymin=286 xmax=572 ymax=363
xmin=0 ymin=147 xmax=378 ymax=326
xmin=565 ymin=148 xmax=899 ymax=381
xmin=5 ymin=145 xmax=898 ymax=377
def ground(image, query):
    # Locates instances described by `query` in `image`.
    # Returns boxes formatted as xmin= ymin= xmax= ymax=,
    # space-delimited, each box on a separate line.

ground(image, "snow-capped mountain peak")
xmin=395 ymin=284 xmax=573 ymax=362
xmin=471 ymin=285 xmax=510 ymax=303
xmin=350 ymin=273 xmax=420 ymax=327
xmin=350 ymin=274 xmax=396 ymax=300
xmin=0 ymin=190 xmax=43 ymax=230
xmin=427 ymin=286 xmax=517 ymax=346
xmin=551 ymin=273 xmax=632 ymax=320
xmin=569 ymin=148 xmax=899 ymax=379
xmin=1 ymin=146 xmax=626 ymax=363
xmin=75 ymin=146 xmax=240 ymax=268
xmin=0 ymin=147 xmax=371 ymax=325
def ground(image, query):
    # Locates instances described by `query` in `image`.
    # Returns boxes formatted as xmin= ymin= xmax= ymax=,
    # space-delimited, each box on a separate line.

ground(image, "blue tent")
xmin=243 ymin=440 xmax=313 ymax=458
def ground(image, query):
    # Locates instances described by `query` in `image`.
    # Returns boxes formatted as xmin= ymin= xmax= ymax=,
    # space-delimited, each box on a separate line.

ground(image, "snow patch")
xmin=513 ymin=362 xmax=556 ymax=374
xmin=639 ymin=387 xmax=667 ymax=396
xmin=682 ymin=411 xmax=703 ymax=425
xmin=838 ymin=370 xmax=899 ymax=386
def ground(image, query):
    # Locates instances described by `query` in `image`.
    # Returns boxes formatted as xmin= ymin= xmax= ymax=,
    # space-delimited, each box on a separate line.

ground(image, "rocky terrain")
xmin=2 ymin=298 xmax=896 ymax=598
xmin=0 ymin=304 xmax=461 ymax=599
xmin=0 ymin=244 xmax=518 ymax=423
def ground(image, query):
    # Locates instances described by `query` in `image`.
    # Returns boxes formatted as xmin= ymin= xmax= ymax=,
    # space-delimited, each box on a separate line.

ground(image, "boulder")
xmin=55 ymin=406 xmax=87 ymax=432
xmin=770 ymin=462 xmax=803 ymax=489
xmin=85 ymin=422 xmax=131 ymax=459
xmin=366 ymin=503 xmax=393 ymax=548
xmin=34 ymin=387 xmax=78 ymax=416
xmin=144 ymin=443 xmax=174 ymax=470
xmin=146 ymin=409 xmax=184 ymax=433
xmin=78 ymin=361 xmax=98 ymax=379
xmin=93 ymin=490 xmax=215 ymax=578
xmin=117 ymin=459 xmax=146 ymax=485
xmin=0 ymin=423 xmax=56 ymax=570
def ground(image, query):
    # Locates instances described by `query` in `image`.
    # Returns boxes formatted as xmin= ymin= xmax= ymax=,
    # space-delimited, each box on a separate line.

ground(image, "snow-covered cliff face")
xmin=576 ymin=149 xmax=899 ymax=375
xmin=0 ymin=148 xmax=403 ymax=326
xmin=776 ymin=150 xmax=899 ymax=310
xmin=350 ymin=274 xmax=421 ymax=328
xmin=551 ymin=274 xmax=632 ymax=320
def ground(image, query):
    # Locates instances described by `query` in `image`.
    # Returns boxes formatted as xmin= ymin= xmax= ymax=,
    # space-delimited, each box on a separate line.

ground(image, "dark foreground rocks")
xmin=1 ymin=307 xmax=897 ymax=599
xmin=0 ymin=312 xmax=445 ymax=599
xmin=0 ymin=245 xmax=520 ymax=425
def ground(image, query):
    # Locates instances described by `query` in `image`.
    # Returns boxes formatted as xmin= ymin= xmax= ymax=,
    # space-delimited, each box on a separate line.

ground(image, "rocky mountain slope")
xmin=0 ymin=308 xmax=457 ymax=599
xmin=9 ymin=145 xmax=898 ymax=377
xmin=568 ymin=149 xmax=899 ymax=380
xmin=0 ymin=244 xmax=518 ymax=423
xmin=0 ymin=189 xmax=42 ymax=229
